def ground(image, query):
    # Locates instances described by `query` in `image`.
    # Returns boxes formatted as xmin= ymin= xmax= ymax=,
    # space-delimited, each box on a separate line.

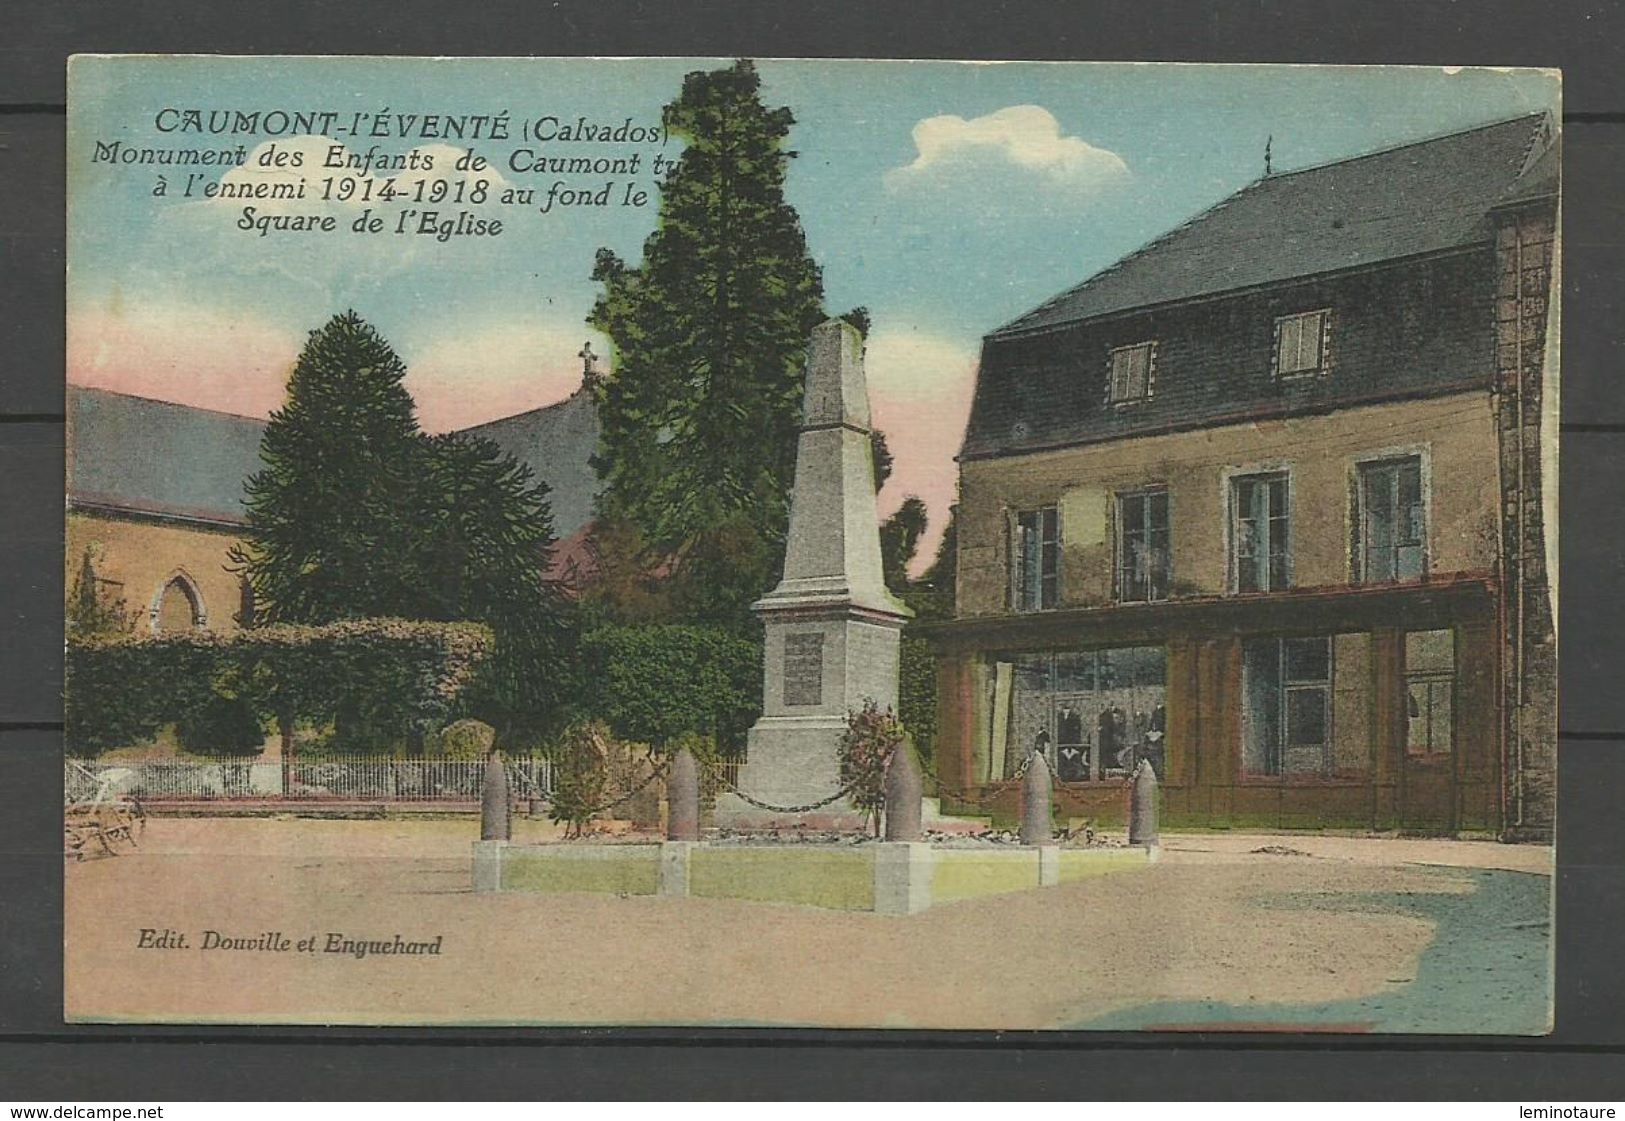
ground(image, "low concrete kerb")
xmin=475 ymin=837 xmax=1151 ymax=912
xmin=472 ymin=839 xmax=506 ymax=893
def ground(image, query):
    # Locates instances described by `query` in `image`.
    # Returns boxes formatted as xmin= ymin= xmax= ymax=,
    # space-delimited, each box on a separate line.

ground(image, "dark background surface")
xmin=2 ymin=0 xmax=1623 ymax=1099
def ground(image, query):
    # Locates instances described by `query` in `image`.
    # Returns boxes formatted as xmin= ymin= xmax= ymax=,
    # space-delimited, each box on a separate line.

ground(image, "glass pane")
xmin=1396 ymin=544 xmax=1424 ymax=580
xmin=1269 ymin=547 xmax=1289 ymax=592
xmin=1284 ymin=636 xmax=1330 ymax=682
xmin=1014 ymin=655 xmax=1050 ymax=691
xmin=1235 ymin=478 xmax=1257 ymax=520
xmin=1148 ymin=490 xmax=1168 ymax=527
xmin=1097 ymin=649 xmax=1119 ymax=690
xmin=1055 ymin=699 xmax=1089 ymax=781
xmin=1097 ymin=704 xmax=1131 ymax=775
xmin=1148 ymin=543 xmax=1169 ymax=600
xmin=1054 ymin=653 xmax=1093 ymax=692
xmin=1243 ymin=639 xmax=1282 ymax=775
xmin=1136 ymin=646 xmax=1167 ymax=687
xmin=1286 ymin=687 xmax=1328 ymax=745
xmin=1397 ymin=460 xmax=1423 ymax=515
xmin=1236 ymin=481 xmax=1260 ymax=590
xmin=1406 ymin=682 xmax=1430 ymax=755
xmin=1431 ymin=682 xmax=1453 ymax=756
xmin=1361 ymin=465 xmax=1394 ymax=581
xmin=1364 ymin=466 xmax=1394 ymax=542
xmin=1019 ymin=521 xmax=1040 ymax=610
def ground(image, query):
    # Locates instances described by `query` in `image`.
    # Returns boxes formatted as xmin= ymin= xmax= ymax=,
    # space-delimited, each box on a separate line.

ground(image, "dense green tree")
xmin=870 ymin=428 xmax=894 ymax=493
xmin=233 ymin=311 xmax=572 ymax=746
xmin=419 ymin=432 xmax=574 ymax=741
xmin=879 ymin=496 xmax=929 ymax=594
xmin=587 ymin=60 xmax=829 ymax=627
xmin=917 ymin=503 xmax=959 ymax=613
xmin=894 ymin=501 xmax=958 ymax=763
xmin=232 ymin=311 xmax=427 ymax=624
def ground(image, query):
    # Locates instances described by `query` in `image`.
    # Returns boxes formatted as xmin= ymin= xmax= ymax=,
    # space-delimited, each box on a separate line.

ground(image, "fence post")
xmin=883 ymin=743 xmax=923 ymax=842
xmin=1128 ymin=758 xmax=1160 ymax=848
xmin=1020 ymin=750 xmax=1054 ymax=846
xmin=667 ymin=746 xmax=700 ymax=842
xmin=481 ymin=748 xmax=511 ymax=841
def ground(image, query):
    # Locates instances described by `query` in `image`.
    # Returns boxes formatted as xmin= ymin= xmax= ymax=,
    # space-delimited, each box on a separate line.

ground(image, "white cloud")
xmin=864 ymin=329 xmax=980 ymax=402
xmin=885 ymin=105 xmax=1128 ymax=193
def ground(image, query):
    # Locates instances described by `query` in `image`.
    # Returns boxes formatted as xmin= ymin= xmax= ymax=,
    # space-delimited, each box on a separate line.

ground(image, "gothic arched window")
xmin=151 ymin=572 xmax=206 ymax=633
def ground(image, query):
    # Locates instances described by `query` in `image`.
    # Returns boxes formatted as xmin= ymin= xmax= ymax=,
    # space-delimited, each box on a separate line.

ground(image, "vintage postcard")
xmin=64 ymin=56 xmax=1559 ymax=1031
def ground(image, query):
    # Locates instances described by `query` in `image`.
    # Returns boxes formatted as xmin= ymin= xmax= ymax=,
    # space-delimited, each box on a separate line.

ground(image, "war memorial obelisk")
xmin=732 ymin=319 xmax=912 ymax=817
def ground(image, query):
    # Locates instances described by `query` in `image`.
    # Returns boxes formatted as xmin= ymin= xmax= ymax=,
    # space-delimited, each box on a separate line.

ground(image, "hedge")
xmin=577 ymin=624 xmax=760 ymax=751
xmin=65 ymin=619 xmax=492 ymax=757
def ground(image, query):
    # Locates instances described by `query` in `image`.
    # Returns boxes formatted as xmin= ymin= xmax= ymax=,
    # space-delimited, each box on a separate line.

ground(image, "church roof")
xmin=68 ymin=383 xmax=604 ymax=538
xmin=68 ymin=386 xmax=266 ymax=526
xmin=459 ymin=388 xmax=602 ymax=539
xmin=992 ymin=113 xmax=1553 ymax=339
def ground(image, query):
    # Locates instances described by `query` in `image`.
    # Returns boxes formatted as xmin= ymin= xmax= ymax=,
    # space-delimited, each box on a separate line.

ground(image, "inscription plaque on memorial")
xmin=783 ymin=633 xmax=824 ymax=707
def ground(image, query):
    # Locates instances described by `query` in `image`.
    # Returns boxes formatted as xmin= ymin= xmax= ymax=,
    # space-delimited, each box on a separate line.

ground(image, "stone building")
xmin=66 ymin=376 xmax=604 ymax=636
xmin=922 ymin=114 xmax=1559 ymax=839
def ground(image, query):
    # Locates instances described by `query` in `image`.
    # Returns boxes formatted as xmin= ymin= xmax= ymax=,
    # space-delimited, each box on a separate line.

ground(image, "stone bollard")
xmin=1128 ymin=758 xmax=1160 ymax=848
xmin=883 ymin=744 xmax=924 ymax=842
xmin=481 ymin=748 xmax=511 ymax=842
xmin=667 ymin=746 xmax=701 ymax=842
xmin=1020 ymin=750 xmax=1054 ymax=846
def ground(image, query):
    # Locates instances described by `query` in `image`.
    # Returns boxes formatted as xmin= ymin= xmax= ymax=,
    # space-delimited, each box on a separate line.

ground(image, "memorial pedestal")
xmin=726 ymin=320 xmax=911 ymax=822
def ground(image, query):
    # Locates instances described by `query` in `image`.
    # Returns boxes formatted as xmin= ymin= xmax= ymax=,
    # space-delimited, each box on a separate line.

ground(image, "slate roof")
xmin=68 ymin=386 xmax=266 ymax=526
xmin=69 ymin=383 xmax=605 ymax=538
xmin=993 ymin=113 xmax=1553 ymax=339
xmin=960 ymin=114 xmax=1557 ymax=462
xmin=460 ymin=388 xmax=603 ymax=539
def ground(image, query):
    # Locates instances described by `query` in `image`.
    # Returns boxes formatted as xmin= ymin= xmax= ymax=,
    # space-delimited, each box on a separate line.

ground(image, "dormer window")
xmin=1274 ymin=310 xmax=1330 ymax=378
xmin=1108 ymin=341 xmax=1156 ymax=405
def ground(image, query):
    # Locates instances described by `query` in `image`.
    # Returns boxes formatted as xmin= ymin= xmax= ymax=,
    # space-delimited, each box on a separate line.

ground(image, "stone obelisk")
xmin=733 ymin=319 xmax=912 ymax=816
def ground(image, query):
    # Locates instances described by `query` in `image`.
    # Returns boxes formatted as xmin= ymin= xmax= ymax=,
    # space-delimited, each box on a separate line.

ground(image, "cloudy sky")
xmin=67 ymin=57 xmax=1558 ymax=565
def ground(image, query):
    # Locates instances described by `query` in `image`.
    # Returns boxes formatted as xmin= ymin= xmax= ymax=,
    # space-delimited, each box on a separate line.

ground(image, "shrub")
xmin=176 ymin=695 xmax=268 ymax=756
xmin=434 ymin=718 xmax=497 ymax=760
xmin=64 ymin=619 xmax=493 ymax=758
xmin=898 ymin=635 xmax=938 ymax=764
xmin=547 ymin=720 xmax=611 ymax=838
xmin=838 ymin=701 xmax=907 ymax=837
xmin=578 ymin=624 xmax=760 ymax=750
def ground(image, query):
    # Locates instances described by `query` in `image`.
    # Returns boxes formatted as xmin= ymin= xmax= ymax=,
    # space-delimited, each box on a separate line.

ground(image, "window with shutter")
xmin=1274 ymin=310 xmax=1329 ymax=377
xmin=1107 ymin=342 xmax=1155 ymax=405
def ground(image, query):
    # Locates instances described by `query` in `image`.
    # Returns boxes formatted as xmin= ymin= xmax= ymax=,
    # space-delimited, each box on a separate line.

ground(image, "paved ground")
xmin=64 ymin=817 xmax=1552 ymax=1031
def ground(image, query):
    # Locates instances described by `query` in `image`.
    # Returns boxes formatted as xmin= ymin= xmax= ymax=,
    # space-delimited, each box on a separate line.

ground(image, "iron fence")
xmin=65 ymin=758 xmax=554 ymax=804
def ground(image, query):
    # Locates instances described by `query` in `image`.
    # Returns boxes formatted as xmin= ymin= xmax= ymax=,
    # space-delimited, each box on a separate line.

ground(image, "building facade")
xmin=924 ymin=115 xmax=1558 ymax=839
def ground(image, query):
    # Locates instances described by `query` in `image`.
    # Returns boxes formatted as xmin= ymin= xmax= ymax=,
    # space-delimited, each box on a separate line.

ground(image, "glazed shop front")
xmin=921 ymin=579 xmax=1503 ymax=836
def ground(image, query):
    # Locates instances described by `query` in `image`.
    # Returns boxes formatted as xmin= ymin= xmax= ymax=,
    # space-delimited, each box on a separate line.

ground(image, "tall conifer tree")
xmin=588 ymin=60 xmax=828 ymax=626
xmin=234 ymin=311 xmax=428 ymax=624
